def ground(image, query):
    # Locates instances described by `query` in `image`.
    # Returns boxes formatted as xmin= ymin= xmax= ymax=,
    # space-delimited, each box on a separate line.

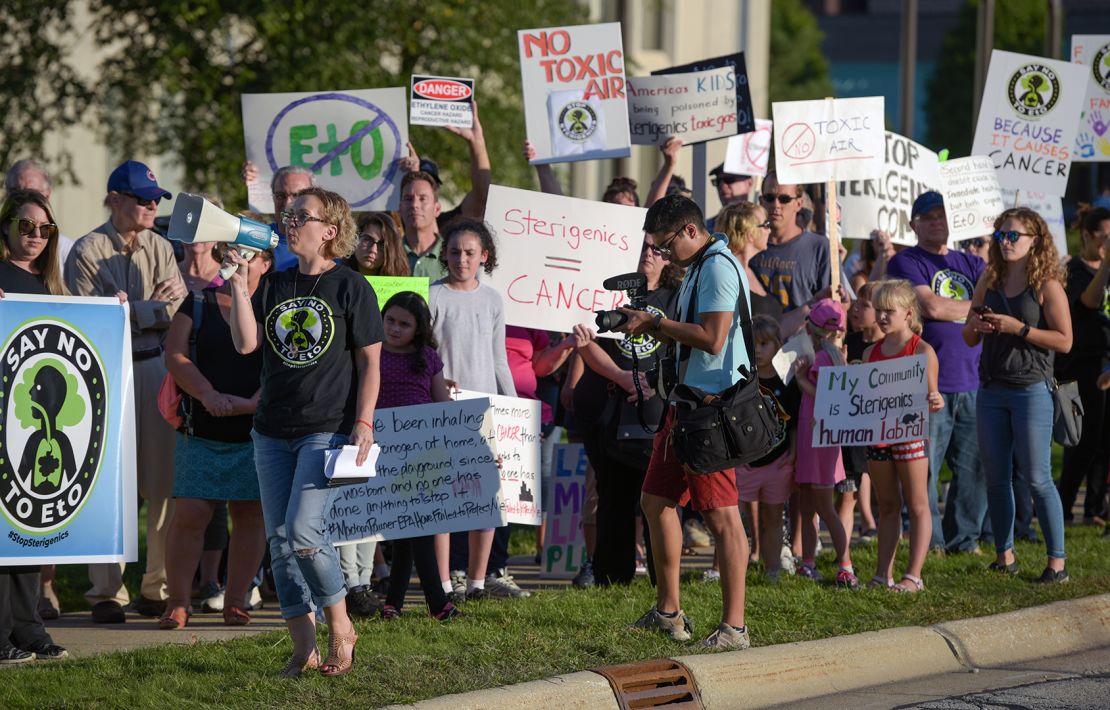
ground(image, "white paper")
xmin=772 ymin=96 xmax=886 ymax=184
xmin=626 ymin=67 xmax=738 ymax=146
xmin=771 ymin=331 xmax=815 ymax=386
xmin=812 ymin=356 xmax=929 ymax=448
xmin=325 ymin=444 xmax=380 ymax=480
xmin=939 ymin=156 xmax=1006 ymax=242
xmin=1070 ymin=35 xmax=1110 ymax=162
xmin=246 ymin=180 xmax=274 ymax=215
xmin=998 ymin=188 xmax=1068 ymax=256
xmin=724 ymin=119 xmax=773 ymax=177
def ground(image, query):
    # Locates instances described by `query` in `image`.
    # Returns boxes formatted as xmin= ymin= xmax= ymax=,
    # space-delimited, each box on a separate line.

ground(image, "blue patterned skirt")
xmin=172 ymin=433 xmax=260 ymax=501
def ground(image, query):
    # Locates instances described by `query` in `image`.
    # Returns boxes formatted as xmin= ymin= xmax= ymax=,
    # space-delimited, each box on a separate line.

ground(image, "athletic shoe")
xmin=572 ymin=560 xmax=595 ymax=589
xmin=130 ymin=596 xmax=166 ymax=618
xmin=23 ymin=642 xmax=68 ymax=660
xmin=0 ymin=646 xmax=34 ymax=665
xmin=702 ymin=622 xmax=751 ymax=650
xmin=796 ymin=563 xmax=823 ymax=581
xmin=448 ymin=590 xmax=466 ymax=606
xmin=485 ymin=570 xmax=531 ymax=598
xmin=987 ymin=559 xmax=1020 ymax=576
xmin=379 ymin=604 xmax=401 ymax=621
xmin=38 ymin=585 xmax=60 ymax=620
xmin=465 ymin=586 xmax=488 ymax=602
xmin=198 ymin=582 xmax=224 ymax=613
xmin=701 ymin=568 xmax=721 ymax=583
xmin=346 ymin=585 xmax=380 ymax=618
xmin=683 ymin=519 xmax=712 ymax=548
xmin=635 ymin=555 xmax=649 ymax=576
xmin=835 ymin=569 xmax=860 ymax=589
xmin=1033 ymin=567 xmax=1069 ymax=584
xmin=247 ymin=586 xmax=264 ymax=611
xmin=431 ymin=602 xmax=461 ymax=621
xmin=449 ymin=570 xmax=467 ymax=598
xmin=631 ymin=607 xmax=693 ymax=642
xmin=90 ymin=601 xmax=125 ymax=624
xmin=779 ymin=546 xmax=796 ymax=575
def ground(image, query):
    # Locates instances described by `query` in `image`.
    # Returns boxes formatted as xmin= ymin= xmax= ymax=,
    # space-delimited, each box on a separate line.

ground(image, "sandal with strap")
xmin=867 ymin=575 xmax=894 ymax=590
xmin=157 ymin=606 xmax=190 ymax=630
xmin=279 ymin=647 xmax=320 ymax=679
xmin=223 ymin=605 xmax=251 ymax=626
xmin=893 ymin=574 xmax=924 ymax=593
xmin=320 ymin=631 xmax=358 ymax=677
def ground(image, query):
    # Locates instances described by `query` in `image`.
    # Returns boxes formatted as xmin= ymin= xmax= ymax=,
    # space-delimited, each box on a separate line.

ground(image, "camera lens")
xmin=594 ymin=309 xmax=628 ymax=333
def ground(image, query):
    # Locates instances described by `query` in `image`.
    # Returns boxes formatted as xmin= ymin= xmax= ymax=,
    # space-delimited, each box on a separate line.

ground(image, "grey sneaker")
xmin=485 ymin=571 xmax=531 ymax=598
xmin=702 ymin=622 xmax=751 ymax=650
xmin=449 ymin=569 xmax=467 ymax=598
xmin=572 ymin=560 xmax=595 ymax=589
xmin=631 ymin=607 xmax=693 ymax=642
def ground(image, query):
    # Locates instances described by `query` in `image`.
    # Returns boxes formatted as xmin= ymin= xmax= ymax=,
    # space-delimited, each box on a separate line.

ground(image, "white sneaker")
xmin=702 ymin=568 xmax=721 ymax=582
xmin=485 ymin=571 xmax=531 ymax=598
xmin=683 ymin=519 xmax=712 ymax=548
xmin=247 ymin=586 xmax=263 ymax=610
xmin=779 ymin=545 xmax=796 ymax=575
xmin=449 ymin=569 xmax=467 ymax=597
xmin=199 ymin=582 xmax=224 ymax=613
xmin=702 ymin=622 xmax=751 ymax=650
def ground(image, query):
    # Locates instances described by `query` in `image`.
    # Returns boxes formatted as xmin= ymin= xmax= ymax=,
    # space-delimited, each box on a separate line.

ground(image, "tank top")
xmin=980 ymin=287 xmax=1053 ymax=387
xmin=867 ymin=333 xmax=921 ymax=363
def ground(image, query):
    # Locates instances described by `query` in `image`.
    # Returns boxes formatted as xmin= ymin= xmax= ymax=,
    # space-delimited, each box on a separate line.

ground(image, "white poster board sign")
xmin=327 ymin=398 xmax=505 ymax=544
xmin=772 ymin=96 xmax=886 ymax=184
xmin=455 ymin=390 xmax=542 ymax=526
xmin=812 ymin=356 xmax=929 ymax=448
xmin=837 ymin=131 xmax=941 ymax=245
xmin=242 ymin=88 xmax=408 ymax=214
xmin=971 ymin=50 xmax=1088 ymax=194
xmin=483 ymin=185 xmax=644 ymax=335
xmin=999 ymin=188 xmax=1068 ymax=256
xmin=410 ymin=75 xmax=474 ymax=129
xmin=627 ymin=67 xmax=738 ymax=146
xmin=541 ymin=443 xmax=589 ymax=579
xmin=518 ymin=22 xmax=631 ymax=165
xmin=1070 ymin=35 xmax=1110 ymax=162
xmin=939 ymin=156 xmax=1006 ymax=242
xmin=724 ymin=119 xmax=773 ymax=177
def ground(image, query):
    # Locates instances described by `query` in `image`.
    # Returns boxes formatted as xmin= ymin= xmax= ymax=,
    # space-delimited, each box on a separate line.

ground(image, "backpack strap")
xmin=677 ymin=246 xmax=756 ymax=382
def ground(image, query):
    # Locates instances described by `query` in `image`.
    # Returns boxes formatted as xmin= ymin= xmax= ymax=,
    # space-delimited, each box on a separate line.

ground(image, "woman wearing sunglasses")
xmin=963 ymin=207 xmax=1072 ymax=584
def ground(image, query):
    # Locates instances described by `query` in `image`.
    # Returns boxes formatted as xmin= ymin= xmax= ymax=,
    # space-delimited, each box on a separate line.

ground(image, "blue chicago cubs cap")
xmin=911 ymin=190 xmax=944 ymax=219
xmin=107 ymin=160 xmax=172 ymax=201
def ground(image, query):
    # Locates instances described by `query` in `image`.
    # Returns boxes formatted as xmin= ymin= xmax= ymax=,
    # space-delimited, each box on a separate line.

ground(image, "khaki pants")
xmin=86 ymin=356 xmax=176 ymax=606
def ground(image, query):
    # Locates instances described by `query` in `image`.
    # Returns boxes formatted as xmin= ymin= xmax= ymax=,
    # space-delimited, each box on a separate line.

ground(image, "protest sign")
xmin=998 ymin=188 xmax=1068 ymax=256
xmin=724 ymin=119 xmax=773 ymax=177
xmin=366 ymin=276 xmax=429 ymax=311
xmin=771 ymin=331 xmax=815 ymax=386
xmin=241 ymin=88 xmax=408 ymax=214
xmin=1071 ymin=35 xmax=1110 ymax=162
xmin=456 ymin=390 xmax=542 ymax=526
xmin=653 ymin=53 xmax=755 ymax=135
xmin=627 ymin=67 xmax=738 ymax=146
xmin=812 ymin=355 xmax=929 ymax=448
xmin=410 ymin=75 xmax=474 ymax=129
xmin=483 ymin=185 xmax=644 ymax=335
xmin=837 ymin=131 xmax=941 ymax=245
xmin=971 ymin=50 xmax=1088 ymax=194
xmin=327 ymin=398 xmax=505 ymax=545
xmin=0 ymin=296 xmax=137 ymax=565
xmin=541 ymin=443 xmax=588 ymax=579
xmin=939 ymin=156 xmax=1006 ymax=243
xmin=518 ymin=22 xmax=630 ymax=165
xmin=772 ymin=97 xmax=886 ymax=184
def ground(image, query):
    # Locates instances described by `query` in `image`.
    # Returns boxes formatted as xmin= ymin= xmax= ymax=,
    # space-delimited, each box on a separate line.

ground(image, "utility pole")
xmin=899 ymin=0 xmax=918 ymax=139
xmin=972 ymin=0 xmax=995 ymax=130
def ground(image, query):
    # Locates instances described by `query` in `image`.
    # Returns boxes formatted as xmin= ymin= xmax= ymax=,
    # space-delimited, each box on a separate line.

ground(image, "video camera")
xmin=594 ymin=272 xmax=648 ymax=333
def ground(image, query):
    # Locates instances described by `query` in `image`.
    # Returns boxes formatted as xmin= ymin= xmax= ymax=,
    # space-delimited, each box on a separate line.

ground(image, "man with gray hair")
xmin=5 ymin=159 xmax=75 ymax=270
xmin=241 ymin=162 xmax=315 ymax=271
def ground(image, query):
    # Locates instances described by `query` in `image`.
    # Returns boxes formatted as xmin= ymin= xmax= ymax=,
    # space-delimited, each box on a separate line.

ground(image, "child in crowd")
xmin=864 ymin=280 xmax=944 ymax=592
xmin=428 ymin=219 xmax=517 ymax=602
xmin=793 ymin=299 xmax=858 ymax=588
xmin=842 ymin=283 xmax=882 ymax=543
xmin=377 ymin=292 xmax=459 ymax=620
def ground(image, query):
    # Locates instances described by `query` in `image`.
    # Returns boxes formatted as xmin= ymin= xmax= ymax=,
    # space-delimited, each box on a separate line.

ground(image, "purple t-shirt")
xmin=377 ymin=346 xmax=444 ymax=409
xmin=887 ymin=246 xmax=984 ymax=393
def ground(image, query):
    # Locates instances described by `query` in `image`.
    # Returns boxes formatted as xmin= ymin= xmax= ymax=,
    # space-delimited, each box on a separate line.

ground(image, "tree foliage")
xmin=924 ymin=0 xmax=1047 ymax=157
xmin=768 ymin=0 xmax=833 ymax=104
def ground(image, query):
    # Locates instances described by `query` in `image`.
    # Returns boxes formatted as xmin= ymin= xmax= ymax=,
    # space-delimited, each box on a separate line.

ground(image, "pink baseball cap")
xmin=808 ymin=298 xmax=846 ymax=332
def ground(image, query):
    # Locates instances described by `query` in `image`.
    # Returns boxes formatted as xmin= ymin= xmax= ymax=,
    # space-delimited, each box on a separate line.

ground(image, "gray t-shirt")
xmin=749 ymin=230 xmax=830 ymax=311
xmin=428 ymin=280 xmax=517 ymax=397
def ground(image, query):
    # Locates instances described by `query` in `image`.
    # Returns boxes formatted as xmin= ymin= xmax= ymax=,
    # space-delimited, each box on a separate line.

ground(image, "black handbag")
xmin=667 ymin=251 xmax=788 ymax=474
xmin=1049 ymin=378 xmax=1083 ymax=447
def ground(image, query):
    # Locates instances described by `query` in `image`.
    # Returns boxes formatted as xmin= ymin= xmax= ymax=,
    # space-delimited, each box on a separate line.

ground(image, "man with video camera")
xmin=615 ymin=194 xmax=753 ymax=650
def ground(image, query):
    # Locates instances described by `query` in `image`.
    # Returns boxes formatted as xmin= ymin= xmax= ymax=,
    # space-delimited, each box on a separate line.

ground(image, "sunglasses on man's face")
xmin=760 ymin=193 xmax=797 ymax=205
xmin=9 ymin=217 xmax=59 ymax=240
xmin=712 ymin=175 xmax=748 ymax=186
xmin=993 ymin=229 xmax=1035 ymax=244
xmin=120 ymin=192 xmax=159 ymax=208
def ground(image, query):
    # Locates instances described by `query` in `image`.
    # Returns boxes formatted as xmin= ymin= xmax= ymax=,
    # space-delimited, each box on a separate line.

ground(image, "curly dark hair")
xmin=438 ymin=218 xmax=498 ymax=275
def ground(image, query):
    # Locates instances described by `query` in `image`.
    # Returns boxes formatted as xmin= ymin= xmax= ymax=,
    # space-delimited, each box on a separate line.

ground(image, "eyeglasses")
xmin=9 ymin=217 xmax=59 ymax=240
xmin=760 ymin=193 xmax=797 ymax=205
xmin=357 ymin=234 xmax=384 ymax=249
xmin=647 ymin=225 xmax=685 ymax=259
xmin=280 ymin=211 xmax=329 ymax=229
xmin=993 ymin=229 xmax=1035 ymax=244
xmin=120 ymin=192 xmax=159 ymax=208
xmin=272 ymin=190 xmax=306 ymax=203
xmin=758 ymin=219 xmax=772 ymax=229
xmin=712 ymin=175 xmax=748 ymax=187
xmin=962 ymin=238 xmax=987 ymax=249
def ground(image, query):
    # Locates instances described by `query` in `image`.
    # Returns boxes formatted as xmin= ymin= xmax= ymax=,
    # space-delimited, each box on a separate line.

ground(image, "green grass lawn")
xmin=9 ymin=524 xmax=1110 ymax=709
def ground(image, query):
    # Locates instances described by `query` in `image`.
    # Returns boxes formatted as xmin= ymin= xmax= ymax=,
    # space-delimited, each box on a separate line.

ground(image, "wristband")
xmin=652 ymin=313 xmax=664 ymax=332
xmin=1019 ymin=324 xmax=1031 ymax=340
xmin=356 ymin=418 xmax=374 ymax=432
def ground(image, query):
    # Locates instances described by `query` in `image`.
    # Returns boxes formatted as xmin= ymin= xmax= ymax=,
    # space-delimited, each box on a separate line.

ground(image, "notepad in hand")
xmin=324 ymin=444 xmax=380 ymax=487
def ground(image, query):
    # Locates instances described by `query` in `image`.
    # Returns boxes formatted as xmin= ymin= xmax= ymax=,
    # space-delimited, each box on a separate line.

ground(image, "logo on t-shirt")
xmin=0 ymin=319 xmax=108 ymax=534
xmin=931 ymin=269 xmax=974 ymax=301
xmin=266 ymin=297 xmax=335 ymax=367
xmin=617 ymin=305 xmax=665 ymax=359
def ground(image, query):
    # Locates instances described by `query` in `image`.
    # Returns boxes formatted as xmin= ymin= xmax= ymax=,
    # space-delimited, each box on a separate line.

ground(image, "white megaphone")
xmin=167 ymin=193 xmax=279 ymax=280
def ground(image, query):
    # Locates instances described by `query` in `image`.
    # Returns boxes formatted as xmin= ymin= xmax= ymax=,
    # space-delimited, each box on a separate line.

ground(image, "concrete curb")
xmin=397 ymin=594 xmax=1110 ymax=709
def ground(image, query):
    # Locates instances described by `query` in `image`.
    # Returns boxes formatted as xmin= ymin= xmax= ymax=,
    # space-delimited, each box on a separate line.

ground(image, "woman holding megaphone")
xmin=225 ymin=187 xmax=383 ymax=678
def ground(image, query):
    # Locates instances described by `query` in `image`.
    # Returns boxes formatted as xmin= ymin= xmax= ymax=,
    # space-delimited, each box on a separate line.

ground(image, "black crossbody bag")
xmin=667 ymin=250 xmax=788 ymax=473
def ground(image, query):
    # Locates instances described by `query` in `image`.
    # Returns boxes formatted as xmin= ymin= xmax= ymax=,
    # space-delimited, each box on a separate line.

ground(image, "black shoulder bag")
xmin=667 ymin=251 xmax=788 ymax=473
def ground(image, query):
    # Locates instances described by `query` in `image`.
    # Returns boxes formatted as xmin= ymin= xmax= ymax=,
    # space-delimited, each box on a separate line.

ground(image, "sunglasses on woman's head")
xmin=760 ymin=193 xmax=797 ymax=205
xmin=9 ymin=217 xmax=58 ymax=240
xmin=993 ymin=229 xmax=1034 ymax=244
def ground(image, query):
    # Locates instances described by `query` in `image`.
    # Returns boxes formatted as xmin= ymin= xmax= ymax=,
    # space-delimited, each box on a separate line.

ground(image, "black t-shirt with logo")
xmin=251 ymin=265 xmax=383 ymax=439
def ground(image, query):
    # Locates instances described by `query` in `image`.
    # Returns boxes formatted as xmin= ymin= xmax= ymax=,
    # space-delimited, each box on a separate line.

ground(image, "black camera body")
xmin=594 ymin=272 xmax=648 ymax=332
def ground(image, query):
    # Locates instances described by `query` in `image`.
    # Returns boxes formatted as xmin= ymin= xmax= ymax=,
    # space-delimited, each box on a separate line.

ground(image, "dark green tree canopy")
xmin=768 ymin=0 xmax=833 ymax=104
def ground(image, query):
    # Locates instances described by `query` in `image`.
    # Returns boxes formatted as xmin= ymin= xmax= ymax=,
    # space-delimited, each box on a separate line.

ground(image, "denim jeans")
xmin=252 ymin=429 xmax=348 ymax=619
xmin=929 ymin=391 xmax=989 ymax=552
xmin=338 ymin=541 xmax=376 ymax=588
xmin=976 ymin=383 xmax=1066 ymax=559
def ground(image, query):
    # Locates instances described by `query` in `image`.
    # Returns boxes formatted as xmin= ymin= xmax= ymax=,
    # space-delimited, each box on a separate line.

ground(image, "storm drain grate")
xmin=591 ymin=658 xmax=704 ymax=709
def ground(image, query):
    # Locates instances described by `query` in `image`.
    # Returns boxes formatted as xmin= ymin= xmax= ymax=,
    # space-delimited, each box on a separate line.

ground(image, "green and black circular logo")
xmin=617 ymin=305 xmax=665 ymax=360
xmin=1007 ymin=63 xmax=1061 ymax=118
xmin=1094 ymin=43 xmax=1110 ymax=92
xmin=559 ymin=101 xmax=598 ymax=142
xmin=932 ymin=270 xmax=974 ymax=302
xmin=1 ymin=319 xmax=107 ymax=534
xmin=265 ymin=297 xmax=334 ymax=367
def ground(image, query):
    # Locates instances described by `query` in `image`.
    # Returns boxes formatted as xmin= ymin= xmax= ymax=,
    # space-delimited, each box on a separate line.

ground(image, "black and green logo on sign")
xmin=559 ymin=101 xmax=598 ymax=142
xmin=1007 ymin=63 xmax=1061 ymax=118
xmin=0 ymin=320 xmax=107 ymax=534
xmin=1093 ymin=43 xmax=1110 ymax=92
xmin=265 ymin=297 xmax=335 ymax=367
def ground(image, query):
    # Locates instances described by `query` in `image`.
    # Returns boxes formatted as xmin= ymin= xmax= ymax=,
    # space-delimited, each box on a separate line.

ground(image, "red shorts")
xmin=642 ymin=410 xmax=739 ymax=512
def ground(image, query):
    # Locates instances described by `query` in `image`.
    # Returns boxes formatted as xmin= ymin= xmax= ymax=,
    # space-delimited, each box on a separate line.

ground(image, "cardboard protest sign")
xmin=999 ymin=188 xmax=1068 ymax=256
xmin=518 ymin=22 xmax=630 ymax=165
xmin=724 ymin=119 xmax=773 ymax=177
xmin=1071 ymin=35 xmax=1110 ymax=162
xmin=242 ymin=88 xmax=408 ymax=214
xmin=653 ymin=53 xmax=755 ymax=135
xmin=772 ymin=97 xmax=886 ymax=184
xmin=328 ymin=398 xmax=505 ymax=544
xmin=971 ymin=50 xmax=1088 ymax=194
xmin=837 ymin=131 xmax=941 ymax=245
xmin=366 ymin=276 xmax=429 ymax=311
xmin=939 ymin=156 xmax=1006 ymax=243
xmin=456 ymin=390 xmax=542 ymax=526
xmin=812 ymin=355 xmax=929 ymax=448
xmin=627 ymin=67 xmax=738 ymax=146
xmin=410 ymin=75 xmax=474 ymax=129
xmin=483 ymin=185 xmax=645 ymax=336
xmin=541 ymin=443 xmax=589 ymax=579
xmin=0 ymin=296 xmax=137 ymax=565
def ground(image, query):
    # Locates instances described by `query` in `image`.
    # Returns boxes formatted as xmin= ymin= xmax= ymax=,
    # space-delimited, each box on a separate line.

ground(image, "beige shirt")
xmin=65 ymin=220 xmax=184 ymax=352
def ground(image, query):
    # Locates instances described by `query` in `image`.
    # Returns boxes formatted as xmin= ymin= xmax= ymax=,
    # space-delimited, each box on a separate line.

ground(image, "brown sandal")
xmin=223 ymin=605 xmax=251 ymax=626
xmin=279 ymin=647 xmax=320 ymax=678
xmin=158 ymin=606 xmax=190 ymax=630
xmin=319 ymin=631 xmax=358 ymax=677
